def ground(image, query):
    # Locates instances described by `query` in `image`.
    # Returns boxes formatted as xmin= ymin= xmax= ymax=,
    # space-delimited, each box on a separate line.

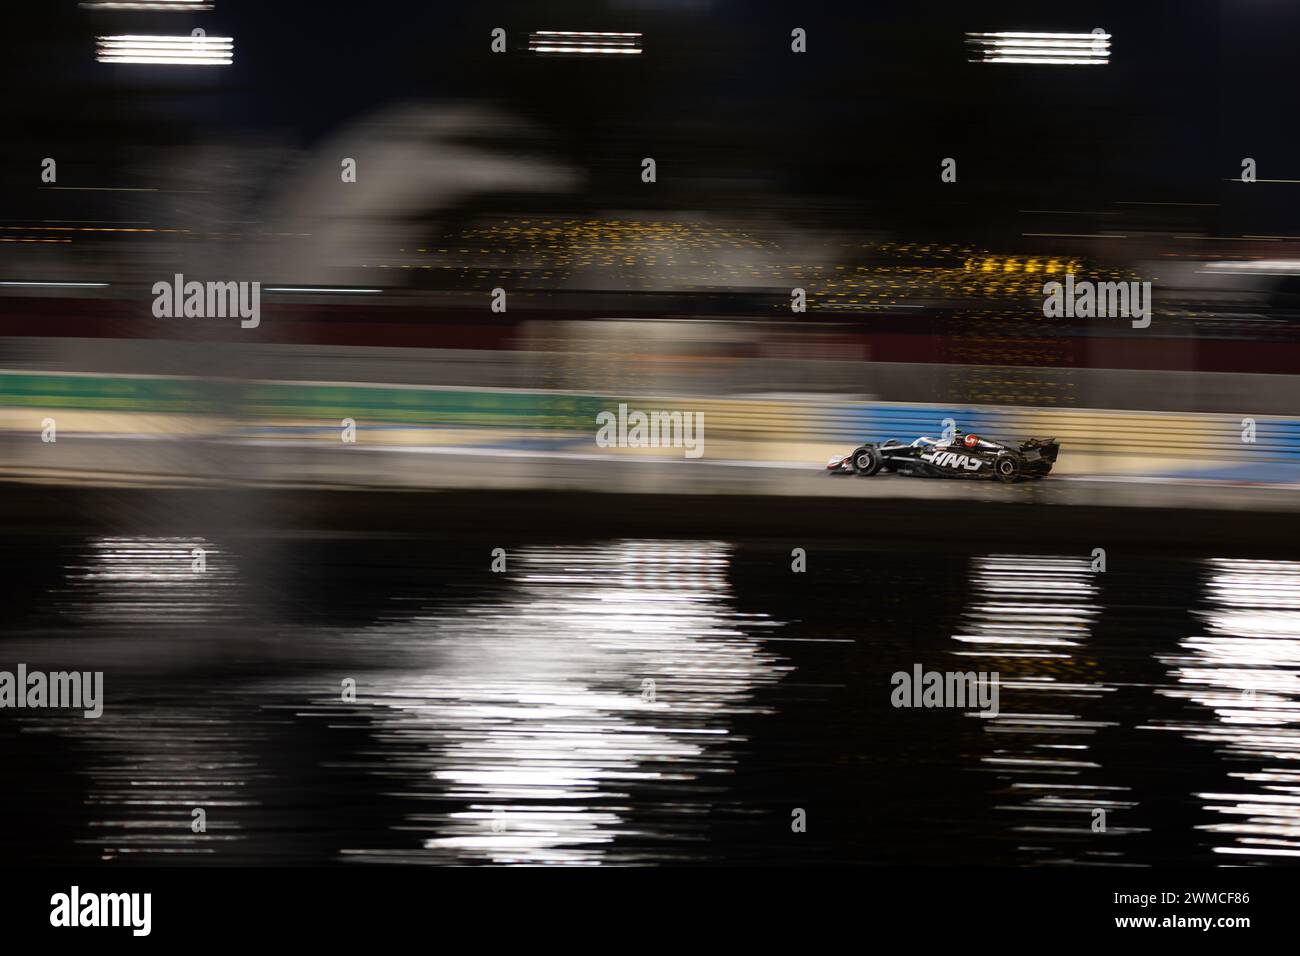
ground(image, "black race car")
xmin=826 ymin=429 xmax=1060 ymax=482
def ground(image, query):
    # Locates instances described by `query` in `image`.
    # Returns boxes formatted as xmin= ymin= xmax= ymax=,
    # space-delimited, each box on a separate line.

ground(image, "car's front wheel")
xmin=853 ymin=446 xmax=883 ymax=476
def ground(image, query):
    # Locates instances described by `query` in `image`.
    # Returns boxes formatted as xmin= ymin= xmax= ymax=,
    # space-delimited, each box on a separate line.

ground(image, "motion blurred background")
xmin=2 ymin=1 xmax=1299 ymax=867
xmin=4 ymin=0 xmax=1300 ymax=488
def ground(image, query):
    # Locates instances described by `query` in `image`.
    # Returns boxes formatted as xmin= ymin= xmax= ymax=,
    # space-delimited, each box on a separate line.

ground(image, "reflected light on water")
xmin=325 ymin=540 xmax=789 ymax=864
xmin=1152 ymin=558 xmax=1300 ymax=861
xmin=955 ymin=555 xmax=1136 ymax=864
xmin=53 ymin=535 xmax=241 ymax=624
xmin=18 ymin=536 xmax=255 ymax=860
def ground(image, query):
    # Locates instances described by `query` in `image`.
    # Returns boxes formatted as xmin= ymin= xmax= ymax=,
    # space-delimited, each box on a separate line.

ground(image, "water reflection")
xmin=16 ymin=535 xmax=254 ymax=860
xmin=954 ymin=554 xmax=1138 ymax=864
xmin=1151 ymin=558 xmax=1300 ymax=861
xmin=19 ymin=534 xmax=1298 ymax=865
xmin=21 ymin=536 xmax=786 ymax=864
xmin=56 ymin=703 xmax=257 ymax=861
xmin=318 ymin=540 xmax=789 ymax=864
xmin=52 ymin=535 xmax=241 ymax=625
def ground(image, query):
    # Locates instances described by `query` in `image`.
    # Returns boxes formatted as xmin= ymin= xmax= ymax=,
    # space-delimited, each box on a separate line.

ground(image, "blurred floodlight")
xmin=1202 ymin=260 xmax=1300 ymax=275
xmin=966 ymin=31 xmax=1110 ymax=65
xmin=81 ymin=2 xmax=212 ymax=9
xmin=263 ymin=287 xmax=385 ymax=294
xmin=96 ymin=34 xmax=233 ymax=65
xmin=0 ymin=281 xmax=110 ymax=289
xmin=529 ymin=31 xmax=643 ymax=55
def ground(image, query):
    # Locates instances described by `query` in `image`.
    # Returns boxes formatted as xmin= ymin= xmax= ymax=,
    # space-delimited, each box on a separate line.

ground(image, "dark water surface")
xmin=2 ymin=531 xmax=1297 ymax=866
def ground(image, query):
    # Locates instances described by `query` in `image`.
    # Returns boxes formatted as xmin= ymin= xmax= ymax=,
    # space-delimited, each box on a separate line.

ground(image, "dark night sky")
xmin=7 ymin=1 xmax=1300 ymax=232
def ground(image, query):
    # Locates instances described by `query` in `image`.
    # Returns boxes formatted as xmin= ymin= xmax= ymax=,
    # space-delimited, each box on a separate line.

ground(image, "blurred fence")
xmin=3 ymin=373 xmax=1298 ymax=480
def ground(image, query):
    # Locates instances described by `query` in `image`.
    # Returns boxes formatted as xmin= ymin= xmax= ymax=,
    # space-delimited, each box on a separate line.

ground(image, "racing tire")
xmin=852 ymin=446 xmax=883 ymax=476
xmin=995 ymin=455 xmax=1020 ymax=483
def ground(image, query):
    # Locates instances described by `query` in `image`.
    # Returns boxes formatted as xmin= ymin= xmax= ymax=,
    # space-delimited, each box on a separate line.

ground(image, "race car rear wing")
xmin=1019 ymin=438 xmax=1060 ymax=462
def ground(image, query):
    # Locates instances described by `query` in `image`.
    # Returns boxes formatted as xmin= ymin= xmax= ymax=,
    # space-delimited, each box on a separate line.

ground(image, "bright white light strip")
xmin=263 ymin=287 xmax=384 ymax=294
xmin=99 ymin=35 xmax=233 ymax=43
xmin=984 ymin=38 xmax=1107 ymax=47
xmin=1203 ymin=260 xmax=1300 ymax=273
xmin=983 ymin=59 xmax=1106 ymax=65
xmin=531 ymin=47 xmax=642 ymax=54
xmin=973 ymin=44 xmax=1109 ymax=52
xmin=972 ymin=32 xmax=1111 ymax=40
xmin=967 ymin=31 xmax=1109 ymax=65
xmin=97 ymin=35 xmax=234 ymax=65
xmin=81 ymin=2 xmax=211 ymax=9
xmin=98 ymin=56 xmax=233 ymax=65
xmin=984 ymin=45 xmax=1109 ymax=53
xmin=0 ymin=281 xmax=110 ymax=288
xmin=529 ymin=30 xmax=643 ymax=55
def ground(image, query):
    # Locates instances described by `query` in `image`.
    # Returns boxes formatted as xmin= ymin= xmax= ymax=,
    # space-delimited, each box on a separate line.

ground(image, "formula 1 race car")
xmin=826 ymin=428 xmax=1060 ymax=482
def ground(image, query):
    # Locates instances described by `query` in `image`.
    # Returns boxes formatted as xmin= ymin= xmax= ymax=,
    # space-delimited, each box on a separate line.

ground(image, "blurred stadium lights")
xmin=96 ymin=34 xmax=233 ymax=65
xmin=81 ymin=1 xmax=212 ymax=9
xmin=263 ymin=287 xmax=385 ymax=294
xmin=1202 ymin=260 xmax=1300 ymax=275
xmin=0 ymin=281 xmax=111 ymax=288
xmin=528 ymin=31 xmax=643 ymax=55
xmin=966 ymin=31 xmax=1110 ymax=66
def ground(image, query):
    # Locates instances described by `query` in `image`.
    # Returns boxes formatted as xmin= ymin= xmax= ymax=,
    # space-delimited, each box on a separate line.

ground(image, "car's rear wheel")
xmin=853 ymin=447 xmax=883 ymax=476
xmin=995 ymin=455 xmax=1020 ymax=483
